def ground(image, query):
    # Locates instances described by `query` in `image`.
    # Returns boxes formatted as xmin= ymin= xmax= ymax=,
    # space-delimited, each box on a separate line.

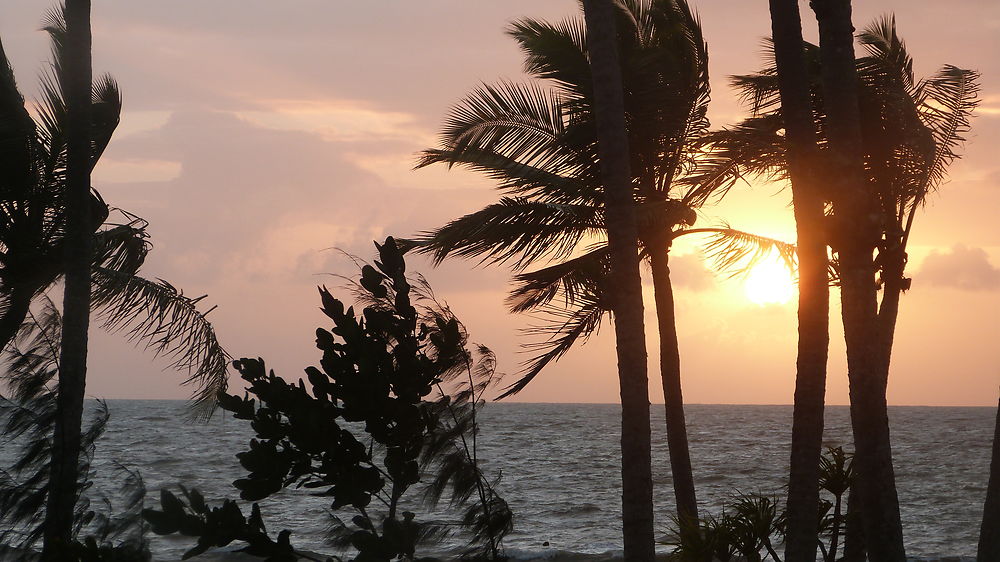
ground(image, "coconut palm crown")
xmin=409 ymin=0 xmax=796 ymax=522
xmin=691 ymin=15 xmax=980 ymax=305
xmin=411 ymin=0 xmax=791 ymax=392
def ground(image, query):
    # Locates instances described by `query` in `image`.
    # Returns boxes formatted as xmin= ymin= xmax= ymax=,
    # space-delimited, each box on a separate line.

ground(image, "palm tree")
xmin=580 ymin=0 xmax=654 ymax=557
xmin=695 ymin=12 xmax=978 ymax=561
xmin=765 ymin=1 xmax=830 ymax=559
xmin=0 ymin=8 xmax=229 ymax=407
xmin=411 ymin=0 xmax=798 ymax=526
xmin=0 ymin=5 xmax=230 ymax=556
xmin=44 ymin=0 xmax=95 ymax=554
xmin=979 ymin=392 xmax=1000 ymax=561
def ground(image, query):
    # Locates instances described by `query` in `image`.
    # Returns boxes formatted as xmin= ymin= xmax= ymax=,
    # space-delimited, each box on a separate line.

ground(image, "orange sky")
xmin=2 ymin=1 xmax=997 ymax=406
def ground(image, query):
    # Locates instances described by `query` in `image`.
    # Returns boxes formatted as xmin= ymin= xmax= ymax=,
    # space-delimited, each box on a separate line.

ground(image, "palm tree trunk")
xmin=876 ymin=249 xmax=906 ymax=390
xmin=581 ymin=1 xmax=654 ymax=560
xmin=811 ymin=1 xmax=906 ymax=560
xmin=41 ymin=1 xmax=93 ymax=557
xmin=842 ymin=481 xmax=866 ymax=561
xmin=766 ymin=1 xmax=830 ymax=560
xmin=647 ymin=239 xmax=698 ymax=522
xmin=978 ymin=393 xmax=1000 ymax=561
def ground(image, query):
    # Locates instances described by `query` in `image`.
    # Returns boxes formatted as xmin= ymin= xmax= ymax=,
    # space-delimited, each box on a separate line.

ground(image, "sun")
xmin=744 ymin=260 xmax=796 ymax=306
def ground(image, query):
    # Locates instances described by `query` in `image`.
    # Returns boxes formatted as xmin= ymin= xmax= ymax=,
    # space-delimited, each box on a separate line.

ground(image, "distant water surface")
xmin=22 ymin=401 xmax=996 ymax=560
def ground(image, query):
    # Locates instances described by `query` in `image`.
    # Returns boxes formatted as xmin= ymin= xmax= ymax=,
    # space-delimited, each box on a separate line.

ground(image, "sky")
xmin=1 ymin=0 xmax=998 ymax=406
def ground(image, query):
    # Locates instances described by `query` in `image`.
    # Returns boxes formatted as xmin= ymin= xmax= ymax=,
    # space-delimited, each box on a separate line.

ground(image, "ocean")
xmin=12 ymin=400 xmax=998 ymax=560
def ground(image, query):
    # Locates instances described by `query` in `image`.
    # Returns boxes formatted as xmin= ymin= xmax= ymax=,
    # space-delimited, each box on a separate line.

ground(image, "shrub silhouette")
xmin=145 ymin=238 xmax=512 ymax=561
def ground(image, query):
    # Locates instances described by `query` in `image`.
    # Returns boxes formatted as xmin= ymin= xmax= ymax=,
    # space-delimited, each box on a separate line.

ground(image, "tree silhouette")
xmin=411 ymin=0 xmax=795 ymax=526
xmin=979 ymin=393 xmax=1000 ymax=560
xmin=44 ymin=0 xmax=96 ymax=553
xmin=0 ymin=5 xmax=230 ymax=557
xmin=0 ymin=7 xmax=230 ymax=411
xmin=764 ymin=1 xmax=830 ymax=558
xmin=0 ymin=299 xmax=151 ymax=560
xmin=696 ymin=12 xmax=979 ymax=561
xmin=580 ymin=0 xmax=654 ymax=557
xmin=144 ymin=238 xmax=513 ymax=561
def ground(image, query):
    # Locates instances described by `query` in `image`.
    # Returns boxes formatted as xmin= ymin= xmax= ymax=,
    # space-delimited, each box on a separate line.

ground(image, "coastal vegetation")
xmin=0 ymin=2 xmax=228 ymax=559
xmin=695 ymin=8 xmax=981 ymax=558
xmin=0 ymin=0 xmax=994 ymax=561
xmin=145 ymin=238 xmax=513 ymax=561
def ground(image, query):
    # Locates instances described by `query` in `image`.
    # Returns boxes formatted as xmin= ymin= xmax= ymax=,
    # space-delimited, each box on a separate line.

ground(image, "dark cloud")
xmin=916 ymin=244 xmax=1000 ymax=291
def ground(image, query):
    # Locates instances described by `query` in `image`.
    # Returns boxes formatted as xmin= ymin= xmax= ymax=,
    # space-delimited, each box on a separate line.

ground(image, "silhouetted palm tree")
xmin=0 ymin=6 xmax=229 ymax=557
xmin=412 ymin=0 xmax=794 ymax=525
xmin=763 ymin=1 xmax=831 ymax=558
xmin=43 ymin=0 xmax=95 ymax=554
xmin=580 ymin=0 xmax=654 ymax=557
xmin=0 ymin=9 xmax=229 ymax=410
xmin=696 ymin=12 xmax=978 ymax=561
xmin=979 ymin=393 xmax=1000 ymax=561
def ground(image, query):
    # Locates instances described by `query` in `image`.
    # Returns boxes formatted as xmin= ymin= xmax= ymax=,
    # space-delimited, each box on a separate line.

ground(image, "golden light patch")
xmin=744 ymin=260 xmax=795 ymax=306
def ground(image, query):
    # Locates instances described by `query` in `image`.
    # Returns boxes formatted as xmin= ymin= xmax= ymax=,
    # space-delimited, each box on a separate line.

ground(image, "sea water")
xmin=7 ymin=401 xmax=995 ymax=560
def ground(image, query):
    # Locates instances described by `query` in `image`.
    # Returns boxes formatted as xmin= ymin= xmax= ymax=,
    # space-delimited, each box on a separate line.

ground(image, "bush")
xmin=144 ymin=238 xmax=512 ymax=561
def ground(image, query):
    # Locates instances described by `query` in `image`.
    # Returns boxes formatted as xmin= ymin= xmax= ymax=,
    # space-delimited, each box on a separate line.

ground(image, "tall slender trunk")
xmin=875 ymin=248 xmax=906 ymax=389
xmin=647 ymin=239 xmax=698 ymax=522
xmin=41 ymin=1 xmax=93 ymax=558
xmin=978 ymin=393 xmax=1000 ymax=561
xmin=842 ymin=482 xmax=866 ymax=561
xmin=767 ymin=1 xmax=830 ymax=559
xmin=812 ymin=1 xmax=906 ymax=559
xmin=581 ymin=1 xmax=654 ymax=559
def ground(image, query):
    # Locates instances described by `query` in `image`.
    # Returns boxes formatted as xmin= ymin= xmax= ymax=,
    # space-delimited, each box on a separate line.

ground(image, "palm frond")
xmin=417 ymin=147 xmax=594 ymax=205
xmin=857 ymin=15 xmax=914 ymax=93
xmin=506 ymin=245 xmax=609 ymax=313
xmin=90 ymin=74 xmax=122 ymax=167
xmin=91 ymin=210 xmax=150 ymax=278
xmin=730 ymin=39 xmax=821 ymax=117
xmin=915 ymin=65 xmax=980 ymax=197
xmin=422 ymin=80 xmax=576 ymax=174
xmin=2 ymin=297 xmax=62 ymax=404
xmin=499 ymin=298 xmax=606 ymax=400
xmin=410 ymin=197 xmax=601 ymax=271
xmin=687 ymin=226 xmax=798 ymax=279
xmin=0 ymin=38 xmax=37 ymax=204
xmin=507 ymin=16 xmax=591 ymax=101
xmin=89 ymin=269 xmax=230 ymax=417
xmin=679 ymin=114 xmax=787 ymax=206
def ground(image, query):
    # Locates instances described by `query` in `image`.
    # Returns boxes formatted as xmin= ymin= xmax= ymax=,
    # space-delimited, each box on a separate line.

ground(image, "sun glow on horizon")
xmin=744 ymin=260 xmax=796 ymax=306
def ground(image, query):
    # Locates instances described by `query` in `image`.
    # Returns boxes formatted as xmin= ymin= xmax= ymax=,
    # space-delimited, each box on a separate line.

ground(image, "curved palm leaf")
xmin=914 ymin=65 xmax=980 ymax=200
xmin=507 ymin=16 xmax=591 ymax=102
xmin=89 ymin=268 xmax=229 ymax=417
xmin=506 ymin=245 xmax=610 ymax=313
xmin=689 ymin=226 xmax=798 ymax=279
xmin=498 ymin=297 xmax=606 ymax=400
xmin=421 ymin=80 xmax=581 ymax=174
xmin=681 ymin=114 xmax=787 ymax=205
xmin=411 ymin=197 xmax=601 ymax=271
